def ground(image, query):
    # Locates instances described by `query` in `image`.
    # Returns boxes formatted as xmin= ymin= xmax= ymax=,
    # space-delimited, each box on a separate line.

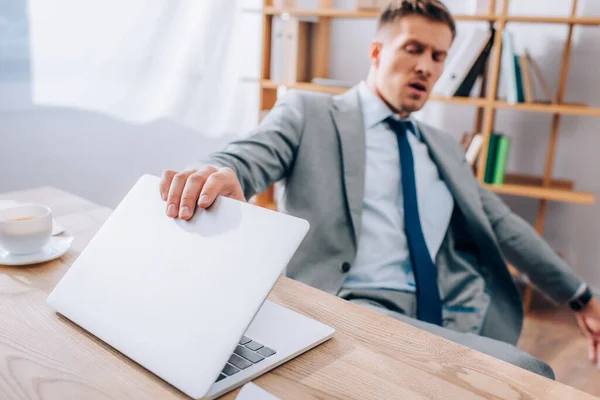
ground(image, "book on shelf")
xmin=454 ymin=28 xmax=496 ymax=97
xmin=270 ymin=16 xmax=316 ymax=84
xmin=502 ymin=31 xmax=519 ymax=105
xmin=525 ymin=50 xmax=557 ymax=104
xmin=311 ymin=78 xmax=356 ymax=88
xmin=513 ymin=54 xmax=525 ymax=103
xmin=273 ymin=0 xmax=295 ymax=7
xmin=484 ymin=134 xmax=500 ymax=183
xmin=465 ymin=134 xmax=484 ymax=167
xmin=274 ymin=0 xmax=320 ymax=8
xmin=270 ymin=17 xmax=285 ymax=82
xmin=492 ymin=135 xmax=512 ymax=184
xmin=519 ymin=55 xmax=534 ymax=103
xmin=356 ymin=0 xmax=390 ymax=9
xmin=432 ymin=27 xmax=494 ymax=98
xmin=468 ymin=0 xmax=490 ymax=14
xmin=502 ymin=34 xmax=556 ymax=105
xmin=483 ymin=133 xmax=512 ymax=184
xmin=459 ymin=132 xmax=473 ymax=149
xmin=426 ymin=27 xmax=557 ymax=105
xmin=459 ymin=132 xmax=484 ymax=167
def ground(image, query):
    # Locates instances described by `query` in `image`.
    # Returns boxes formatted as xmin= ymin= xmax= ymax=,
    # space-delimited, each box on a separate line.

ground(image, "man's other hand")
xmin=575 ymin=297 xmax=600 ymax=370
xmin=159 ymin=167 xmax=246 ymax=220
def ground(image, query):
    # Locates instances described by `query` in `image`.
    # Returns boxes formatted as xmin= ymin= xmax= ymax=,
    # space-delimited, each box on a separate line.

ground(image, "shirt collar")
xmin=357 ymin=81 xmax=419 ymax=138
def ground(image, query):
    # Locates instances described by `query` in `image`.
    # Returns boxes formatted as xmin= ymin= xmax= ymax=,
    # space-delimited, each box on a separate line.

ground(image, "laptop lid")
xmin=47 ymin=174 xmax=309 ymax=398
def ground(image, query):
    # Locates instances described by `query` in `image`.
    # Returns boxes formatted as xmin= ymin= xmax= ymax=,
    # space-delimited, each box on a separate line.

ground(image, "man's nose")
xmin=415 ymin=54 xmax=434 ymax=78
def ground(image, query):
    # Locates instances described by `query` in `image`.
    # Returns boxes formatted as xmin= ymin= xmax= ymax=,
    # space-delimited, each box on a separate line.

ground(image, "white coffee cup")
xmin=0 ymin=205 xmax=53 ymax=255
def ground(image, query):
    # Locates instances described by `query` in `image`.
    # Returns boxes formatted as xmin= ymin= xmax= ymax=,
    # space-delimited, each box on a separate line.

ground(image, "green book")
xmin=484 ymin=134 xmax=501 ymax=184
xmin=493 ymin=135 xmax=512 ymax=185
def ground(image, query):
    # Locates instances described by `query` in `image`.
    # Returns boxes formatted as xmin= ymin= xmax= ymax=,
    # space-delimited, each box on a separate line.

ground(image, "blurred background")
xmin=2 ymin=0 xmax=599 ymax=289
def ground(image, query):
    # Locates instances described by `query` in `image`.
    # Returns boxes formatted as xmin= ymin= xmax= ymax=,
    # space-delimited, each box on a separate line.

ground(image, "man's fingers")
xmin=198 ymin=168 xmax=245 ymax=208
xmin=161 ymin=167 xmax=243 ymax=217
xmin=178 ymin=169 xmax=215 ymax=220
xmin=576 ymin=314 xmax=593 ymax=339
xmin=198 ymin=171 xmax=228 ymax=208
xmin=159 ymin=170 xmax=177 ymax=201
xmin=166 ymin=171 xmax=193 ymax=217
xmin=576 ymin=315 xmax=600 ymax=367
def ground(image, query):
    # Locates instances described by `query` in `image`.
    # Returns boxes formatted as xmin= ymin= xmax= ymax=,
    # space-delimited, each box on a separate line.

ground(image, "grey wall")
xmin=0 ymin=102 xmax=234 ymax=207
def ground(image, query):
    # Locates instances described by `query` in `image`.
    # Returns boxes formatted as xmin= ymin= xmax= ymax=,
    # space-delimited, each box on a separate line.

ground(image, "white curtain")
xmin=27 ymin=0 xmax=261 ymax=136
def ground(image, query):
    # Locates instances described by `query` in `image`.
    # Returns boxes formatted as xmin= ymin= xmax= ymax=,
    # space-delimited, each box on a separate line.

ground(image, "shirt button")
xmin=340 ymin=262 xmax=351 ymax=273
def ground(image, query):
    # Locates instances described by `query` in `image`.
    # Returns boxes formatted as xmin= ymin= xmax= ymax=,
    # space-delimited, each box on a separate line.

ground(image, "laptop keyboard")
xmin=215 ymin=335 xmax=277 ymax=383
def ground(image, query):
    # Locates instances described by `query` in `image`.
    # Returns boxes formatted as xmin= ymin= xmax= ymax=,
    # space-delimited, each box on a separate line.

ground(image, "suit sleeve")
xmin=477 ymin=184 xmax=585 ymax=304
xmin=193 ymin=90 xmax=306 ymax=200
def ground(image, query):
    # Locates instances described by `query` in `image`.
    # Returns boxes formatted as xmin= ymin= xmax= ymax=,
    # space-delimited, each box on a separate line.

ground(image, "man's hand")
xmin=159 ymin=167 xmax=246 ymax=220
xmin=575 ymin=297 xmax=600 ymax=370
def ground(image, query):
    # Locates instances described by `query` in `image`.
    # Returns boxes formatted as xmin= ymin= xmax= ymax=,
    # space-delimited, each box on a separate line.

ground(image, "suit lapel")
xmin=330 ymin=86 xmax=366 ymax=245
xmin=416 ymin=121 xmax=501 ymax=257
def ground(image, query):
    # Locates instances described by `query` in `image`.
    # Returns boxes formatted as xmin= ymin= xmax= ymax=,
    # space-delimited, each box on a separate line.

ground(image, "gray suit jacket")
xmin=204 ymin=85 xmax=584 ymax=344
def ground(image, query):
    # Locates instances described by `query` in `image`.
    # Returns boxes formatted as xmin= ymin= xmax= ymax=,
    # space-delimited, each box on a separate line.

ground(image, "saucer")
xmin=52 ymin=221 xmax=65 ymax=236
xmin=0 ymin=236 xmax=74 ymax=266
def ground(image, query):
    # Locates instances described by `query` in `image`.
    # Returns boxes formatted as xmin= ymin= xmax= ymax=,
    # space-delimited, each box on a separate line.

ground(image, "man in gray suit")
xmin=160 ymin=0 xmax=600 ymax=378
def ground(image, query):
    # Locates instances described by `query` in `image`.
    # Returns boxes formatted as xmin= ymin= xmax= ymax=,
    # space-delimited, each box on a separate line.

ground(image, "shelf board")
xmin=430 ymin=94 xmax=489 ymax=106
xmin=261 ymin=80 xmax=345 ymax=93
xmin=263 ymin=6 xmax=378 ymax=18
xmin=261 ymin=80 xmax=347 ymax=94
xmin=261 ymin=80 xmax=488 ymax=106
xmin=261 ymin=81 xmax=600 ymax=116
xmin=260 ymin=8 xmax=600 ymax=25
xmin=485 ymin=183 xmax=595 ymax=205
xmin=505 ymin=16 xmax=600 ymax=25
xmin=494 ymin=101 xmax=600 ymax=117
xmin=262 ymin=7 xmax=496 ymax=21
xmin=503 ymin=173 xmax=574 ymax=190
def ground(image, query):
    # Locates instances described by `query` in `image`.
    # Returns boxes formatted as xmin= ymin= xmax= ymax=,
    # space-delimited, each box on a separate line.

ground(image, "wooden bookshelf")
xmin=255 ymin=0 xmax=597 ymax=311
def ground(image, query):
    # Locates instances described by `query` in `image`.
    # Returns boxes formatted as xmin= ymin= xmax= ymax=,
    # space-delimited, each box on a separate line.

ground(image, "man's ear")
xmin=369 ymin=41 xmax=382 ymax=68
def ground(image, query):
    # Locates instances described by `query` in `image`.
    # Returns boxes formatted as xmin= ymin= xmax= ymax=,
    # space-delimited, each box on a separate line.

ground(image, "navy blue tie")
xmin=388 ymin=118 xmax=443 ymax=326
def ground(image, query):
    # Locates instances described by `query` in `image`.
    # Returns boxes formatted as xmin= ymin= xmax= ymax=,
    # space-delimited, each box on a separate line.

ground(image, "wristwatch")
xmin=569 ymin=286 xmax=593 ymax=311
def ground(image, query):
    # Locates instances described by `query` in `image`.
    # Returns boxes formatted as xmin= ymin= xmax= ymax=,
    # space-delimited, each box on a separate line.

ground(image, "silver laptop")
xmin=47 ymin=174 xmax=335 ymax=399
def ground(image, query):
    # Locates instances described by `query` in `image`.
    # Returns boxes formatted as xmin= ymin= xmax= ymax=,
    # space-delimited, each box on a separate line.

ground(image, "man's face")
xmin=370 ymin=15 xmax=453 ymax=114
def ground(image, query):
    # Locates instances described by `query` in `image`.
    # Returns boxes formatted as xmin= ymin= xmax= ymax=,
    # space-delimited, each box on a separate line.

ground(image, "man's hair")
xmin=377 ymin=0 xmax=456 ymax=39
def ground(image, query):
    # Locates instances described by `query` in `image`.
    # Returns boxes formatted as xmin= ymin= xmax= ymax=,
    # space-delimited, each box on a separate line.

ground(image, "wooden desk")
xmin=0 ymin=187 xmax=595 ymax=400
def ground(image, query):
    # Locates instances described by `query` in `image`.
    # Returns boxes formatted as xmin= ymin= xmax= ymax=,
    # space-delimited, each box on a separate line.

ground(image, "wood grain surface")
xmin=0 ymin=187 xmax=595 ymax=400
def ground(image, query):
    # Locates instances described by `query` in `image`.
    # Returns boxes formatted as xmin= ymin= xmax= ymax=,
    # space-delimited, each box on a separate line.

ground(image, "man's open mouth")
xmin=409 ymin=82 xmax=427 ymax=92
